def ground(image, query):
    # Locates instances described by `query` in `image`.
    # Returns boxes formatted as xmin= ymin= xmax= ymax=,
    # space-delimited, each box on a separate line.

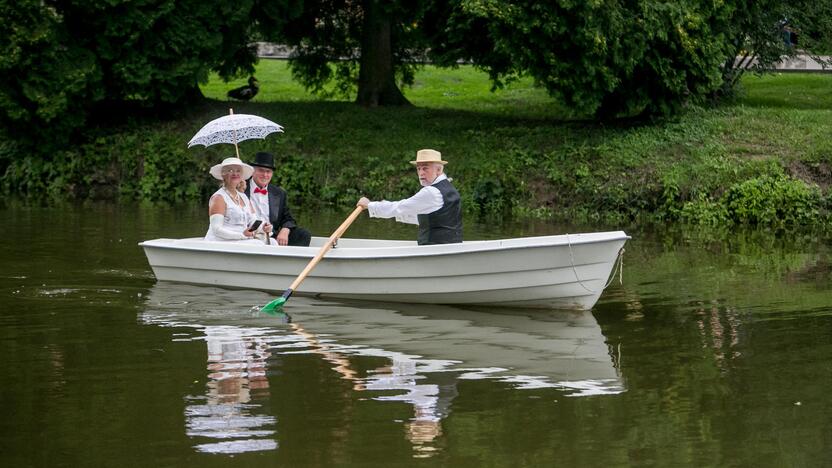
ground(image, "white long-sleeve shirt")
xmin=249 ymin=183 xmax=270 ymax=220
xmin=367 ymin=174 xmax=448 ymax=225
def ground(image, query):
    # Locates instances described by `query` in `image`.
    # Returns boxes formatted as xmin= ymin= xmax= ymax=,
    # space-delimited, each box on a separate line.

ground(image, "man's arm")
xmin=366 ymin=186 xmax=443 ymax=224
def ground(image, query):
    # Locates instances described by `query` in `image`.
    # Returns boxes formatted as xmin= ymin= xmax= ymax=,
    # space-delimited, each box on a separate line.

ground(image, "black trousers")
xmin=284 ymin=227 xmax=312 ymax=246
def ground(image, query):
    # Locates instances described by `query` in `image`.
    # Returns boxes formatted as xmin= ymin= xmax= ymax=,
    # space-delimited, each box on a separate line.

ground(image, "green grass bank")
xmin=3 ymin=61 xmax=831 ymax=229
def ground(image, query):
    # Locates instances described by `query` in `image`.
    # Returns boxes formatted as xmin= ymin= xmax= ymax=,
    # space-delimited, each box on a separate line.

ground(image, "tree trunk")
xmin=356 ymin=0 xmax=410 ymax=107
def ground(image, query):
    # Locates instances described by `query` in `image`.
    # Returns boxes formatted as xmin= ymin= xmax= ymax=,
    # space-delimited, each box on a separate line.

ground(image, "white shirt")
xmin=367 ymin=174 xmax=448 ymax=225
xmin=249 ymin=183 xmax=270 ymax=221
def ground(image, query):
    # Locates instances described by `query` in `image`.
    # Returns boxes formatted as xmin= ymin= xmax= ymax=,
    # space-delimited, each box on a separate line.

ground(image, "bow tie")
xmin=254 ymin=187 xmax=268 ymax=195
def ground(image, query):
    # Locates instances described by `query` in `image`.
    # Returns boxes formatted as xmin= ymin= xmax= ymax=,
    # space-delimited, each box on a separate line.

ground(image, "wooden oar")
xmin=261 ymin=205 xmax=365 ymax=314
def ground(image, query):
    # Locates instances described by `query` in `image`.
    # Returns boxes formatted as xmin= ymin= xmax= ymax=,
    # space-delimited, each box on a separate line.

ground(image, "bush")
xmin=679 ymin=193 xmax=730 ymax=226
xmin=724 ymin=175 xmax=822 ymax=226
xmin=435 ymin=0 xmax=734 ymax=118
xmin=468 ymin=148 xmax=534 ymax=215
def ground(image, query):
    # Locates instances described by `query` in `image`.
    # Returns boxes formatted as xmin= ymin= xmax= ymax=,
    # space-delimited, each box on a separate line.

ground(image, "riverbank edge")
xmin=2 ymin=78 xmax=831 ymax=230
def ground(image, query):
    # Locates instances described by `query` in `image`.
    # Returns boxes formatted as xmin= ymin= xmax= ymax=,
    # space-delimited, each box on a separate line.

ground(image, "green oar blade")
xmin=261 ymin=289 xmax=294 ymax=315
xmin=261 ymin=297 xmax=287 ymax=314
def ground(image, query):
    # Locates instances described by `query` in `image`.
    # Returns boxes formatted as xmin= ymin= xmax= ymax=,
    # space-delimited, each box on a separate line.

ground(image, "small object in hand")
xmin=248 ymin=220 xmax=262 ymax=231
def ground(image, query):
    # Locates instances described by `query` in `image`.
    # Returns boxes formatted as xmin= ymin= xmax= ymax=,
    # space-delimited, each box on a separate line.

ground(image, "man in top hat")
xmin=358 ymin=149 xmax=462 ymax=245
xmin=245 ymin=152 xmax=312 ymax=246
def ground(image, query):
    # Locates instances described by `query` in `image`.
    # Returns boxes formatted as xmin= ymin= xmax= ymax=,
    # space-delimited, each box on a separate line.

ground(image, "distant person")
xmin=778 ymin=18 xmax=797 ymax=48
xmin=245 ymin=152 xmax=312 ymax=246
xmin=204 ymin=157 xmax=272 ymax=243
xmin=358 ymin=149 xmax=462 ymax=245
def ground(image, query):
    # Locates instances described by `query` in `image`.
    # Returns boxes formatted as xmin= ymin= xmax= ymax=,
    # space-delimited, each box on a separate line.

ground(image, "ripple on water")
xmin=29 ymin=287 xmax=134 ymax=306
xmin=185 ymin=403 xmax=278 ymax=454
xmin=92 ymin=269 xmax=156 ymax=280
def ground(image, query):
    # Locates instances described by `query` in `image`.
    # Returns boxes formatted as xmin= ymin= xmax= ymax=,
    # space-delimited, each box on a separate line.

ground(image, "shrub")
xmin=679 ymin=193 xmax=730 ymax=226
xmin=724 ymin=175 xmax=822 ymax=226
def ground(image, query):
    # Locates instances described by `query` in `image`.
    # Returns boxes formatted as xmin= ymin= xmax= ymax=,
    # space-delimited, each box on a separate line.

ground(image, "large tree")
xmin=0 ymin=0 xmax=259 ymax=152
xmin=266 ymin=0 xmax=743 ymax=117
xmin=0 ymin=0 xmax=99 ymax=149
xmin=427 ymin=0 xmax=737 ymax=118
xmin=429 ymin=0 xmax=832 ymax=117
xmin=259 ymin=0 xmax=429 ymax=106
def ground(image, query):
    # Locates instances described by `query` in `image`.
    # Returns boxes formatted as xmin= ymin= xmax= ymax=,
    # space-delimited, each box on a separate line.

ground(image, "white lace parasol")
xmin=187 ymin=111 xmax=283 ymax=153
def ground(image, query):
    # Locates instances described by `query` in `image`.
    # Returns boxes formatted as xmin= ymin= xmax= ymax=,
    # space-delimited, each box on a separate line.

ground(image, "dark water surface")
xmin=2 ymin=202 xmax=831 ymax=467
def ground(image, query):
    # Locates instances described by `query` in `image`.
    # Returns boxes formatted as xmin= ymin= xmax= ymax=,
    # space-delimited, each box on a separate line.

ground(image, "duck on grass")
xmin=227 ymin=77 xmax=259 ymax=101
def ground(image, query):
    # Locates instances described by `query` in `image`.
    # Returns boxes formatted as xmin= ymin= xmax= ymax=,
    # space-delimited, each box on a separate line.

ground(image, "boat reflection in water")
xmin=140 ymin=283 xmax=624 ymax=457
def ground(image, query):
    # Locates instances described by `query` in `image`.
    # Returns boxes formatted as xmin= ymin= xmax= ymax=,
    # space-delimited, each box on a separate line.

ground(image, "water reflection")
xmin=186 ymin=326 xmax=277 ymax=454
xmin=290 ymin=299 xmax=625 ymax=395
xmin=289 ymin=320 xmax=459 ymax=456
xmin=364 ymin=357 xmax=457 ymax=458
xmin=140 ymin=283 xmax=624 ymax=457
xmin=140 ymin=291 xmax=281 ymax=454
xmin=692 ymin=301 xmax=743 ymax=372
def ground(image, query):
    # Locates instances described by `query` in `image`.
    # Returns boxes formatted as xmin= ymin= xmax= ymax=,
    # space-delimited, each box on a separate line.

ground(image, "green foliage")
xmin=0 ymin=0 xmax=99 ymax=149
xmin=2 ymin=125 xmax=203 ymax=201
xmin=432 ymin=0 xmax=734 ymax=118
xmin=718 ymin=1 xmax=832 ymax=97
xmin=0 ymin=0 xmax=259 ymax=153
xmin=361 ymin=154 xmax=414 ymax=202
xmin=271 ymin=153 xmax=320 ymax=204
xmin=679 ymin=193 xmax=730 ymax=226
xmin=262 ymin=0 xmax=428 ymax=104
xmin=724 ymin=175 xmax=822 ymax=227
xmin=469 ymin=151 xmax=528 ymax=215
xmin=3 ymin=61 xmax=832 ymax=232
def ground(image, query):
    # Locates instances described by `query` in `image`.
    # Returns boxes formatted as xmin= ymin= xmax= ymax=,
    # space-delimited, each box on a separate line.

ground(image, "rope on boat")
xmin=566 ymin=233 xmax=625 ymax=294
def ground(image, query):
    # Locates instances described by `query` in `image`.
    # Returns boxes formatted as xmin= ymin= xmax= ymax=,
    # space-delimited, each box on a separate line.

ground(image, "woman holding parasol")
xmin=189 ymin=109 xmax=285 ymax=244
xmin=204 ymin=157 xmax=273 ymax=243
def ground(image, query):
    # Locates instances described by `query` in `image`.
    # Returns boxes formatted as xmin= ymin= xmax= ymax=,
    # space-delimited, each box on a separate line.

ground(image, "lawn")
xmin=737 ymin=73 xmax=832 ymax=110
xmin=203 ymin=59 xmax=832 ymax=115
xmin=201 ymin=59 xmax=564 ymax=119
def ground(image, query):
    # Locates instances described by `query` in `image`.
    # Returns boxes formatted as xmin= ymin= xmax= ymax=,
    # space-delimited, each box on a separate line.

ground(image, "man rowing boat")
xmin=358 ymin=149 xmax=462 ymax=245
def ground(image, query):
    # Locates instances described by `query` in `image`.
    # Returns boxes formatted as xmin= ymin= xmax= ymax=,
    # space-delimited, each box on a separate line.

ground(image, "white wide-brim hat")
xmin=410 ymin=148 xmax=448 ymax=165
xmin=209 ymin=157 xmax=254 ymax=180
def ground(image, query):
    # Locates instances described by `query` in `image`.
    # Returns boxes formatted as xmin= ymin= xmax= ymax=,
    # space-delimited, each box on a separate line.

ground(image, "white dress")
xmin=204 ymin=188 xmax=262 ymax=243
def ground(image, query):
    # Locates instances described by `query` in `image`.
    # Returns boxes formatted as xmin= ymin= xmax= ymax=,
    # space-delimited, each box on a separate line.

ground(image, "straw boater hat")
xmin=410 ymin=149 xmax=447 ymax=165
xmin=210 ymin=157 xmax=254 ymax=180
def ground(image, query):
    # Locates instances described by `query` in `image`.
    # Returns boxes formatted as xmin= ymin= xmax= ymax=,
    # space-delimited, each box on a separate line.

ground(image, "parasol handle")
xmin=229 ymin=108 xmax=240 ymax=158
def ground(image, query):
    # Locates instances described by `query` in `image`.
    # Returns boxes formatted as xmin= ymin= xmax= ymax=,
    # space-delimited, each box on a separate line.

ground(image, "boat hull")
xmin=140 ymin=232 xmax=629 ymax=309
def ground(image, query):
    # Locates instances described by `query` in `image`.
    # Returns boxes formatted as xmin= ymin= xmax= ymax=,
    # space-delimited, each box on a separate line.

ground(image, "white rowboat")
xmin=140 ymin=231 xmax=629 ymax=309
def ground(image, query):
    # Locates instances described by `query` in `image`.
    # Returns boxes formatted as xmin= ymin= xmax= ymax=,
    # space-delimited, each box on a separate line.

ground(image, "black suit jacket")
xmin=245 ymin=182 xmax=297 ymax=237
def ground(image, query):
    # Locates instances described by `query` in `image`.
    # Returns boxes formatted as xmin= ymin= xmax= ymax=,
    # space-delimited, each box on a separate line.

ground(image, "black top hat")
xmin=250 ymin=152 xmax=276 ymax=170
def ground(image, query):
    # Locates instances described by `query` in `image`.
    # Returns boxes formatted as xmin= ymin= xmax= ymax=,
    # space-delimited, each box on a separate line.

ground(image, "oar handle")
xmin=287 ymin=205 xmax=365 ymax=292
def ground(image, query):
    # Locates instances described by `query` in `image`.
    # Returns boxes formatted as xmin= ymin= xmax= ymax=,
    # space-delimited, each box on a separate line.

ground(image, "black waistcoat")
xmin=417 ymin=179 xmax=463 ymax=245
